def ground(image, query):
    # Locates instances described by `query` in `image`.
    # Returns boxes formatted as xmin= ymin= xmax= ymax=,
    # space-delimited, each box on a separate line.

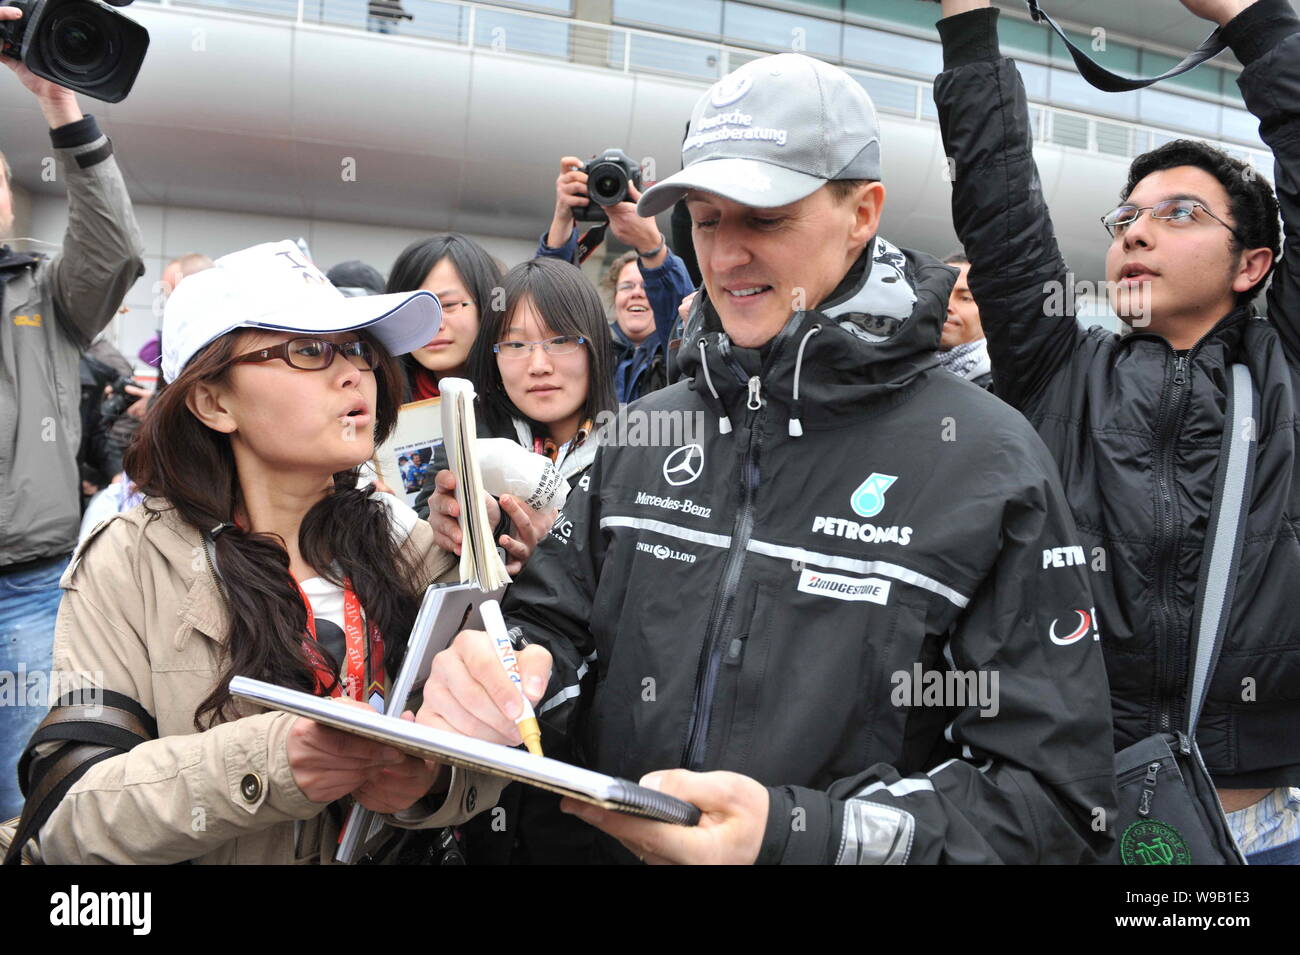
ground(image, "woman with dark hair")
xmin=433 ymin=256 xmax=615 ymax=865
xmin=386 ymin=233 xmax=502 ymax=399
xmin=467 ymin=257 xmax=617 ymax=479
xmin=20 ymin=242 xmax=523 ymax=864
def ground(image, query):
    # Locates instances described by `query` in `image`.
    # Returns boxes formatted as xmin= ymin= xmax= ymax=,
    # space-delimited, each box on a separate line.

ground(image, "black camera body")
xmin=573 ymin=148 xmax=643 ymax=223
xmin=0 ymin=0 xmax=149 ymax=103
xmin=100 ymin=373 xmax=139 ymax=422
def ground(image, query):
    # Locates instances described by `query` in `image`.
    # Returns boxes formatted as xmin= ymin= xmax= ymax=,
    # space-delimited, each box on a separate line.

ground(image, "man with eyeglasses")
xmin=935 ymin=0 xmax=1300 ymax=863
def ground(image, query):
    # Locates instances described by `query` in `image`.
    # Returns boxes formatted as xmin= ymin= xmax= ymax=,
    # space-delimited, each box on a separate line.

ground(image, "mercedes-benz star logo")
xmin=663 ymin=444 xmax=704 ymax=487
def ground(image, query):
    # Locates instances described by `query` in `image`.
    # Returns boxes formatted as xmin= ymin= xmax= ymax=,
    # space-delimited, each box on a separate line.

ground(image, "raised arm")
xmin=934 ymin=2 xmax=1084 ymax=409
xmin=1218 ymin=0 xmax=1300 ymax=363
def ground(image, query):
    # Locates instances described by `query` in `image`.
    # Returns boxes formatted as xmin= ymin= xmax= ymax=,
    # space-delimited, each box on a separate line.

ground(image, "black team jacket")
xmin=502 ymin=237 xmax=1117 ymax=864
xmin=935 ymin=1 xmax=1300 ymax=788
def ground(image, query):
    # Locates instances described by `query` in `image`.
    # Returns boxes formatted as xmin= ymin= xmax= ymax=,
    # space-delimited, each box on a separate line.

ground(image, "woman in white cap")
xmin=10 ymin=241 xmax=538 ymax=864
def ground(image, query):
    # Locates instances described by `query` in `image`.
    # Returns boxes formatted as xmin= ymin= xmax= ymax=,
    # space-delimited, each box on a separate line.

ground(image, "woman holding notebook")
xmin=8 ymin=241 xmax=528 ymax=864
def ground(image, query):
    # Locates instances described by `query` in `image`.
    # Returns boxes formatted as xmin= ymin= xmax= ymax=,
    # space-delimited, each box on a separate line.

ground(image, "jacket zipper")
xmin=680 ymin=324 xmax=798 ymax=769
xmin=1151 ymin=347 xmax=1205 ymax=734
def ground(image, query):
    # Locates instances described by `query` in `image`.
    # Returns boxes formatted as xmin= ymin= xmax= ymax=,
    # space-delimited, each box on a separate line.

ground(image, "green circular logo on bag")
xmin=1120 ymin=819 xmax=1192 ymax=865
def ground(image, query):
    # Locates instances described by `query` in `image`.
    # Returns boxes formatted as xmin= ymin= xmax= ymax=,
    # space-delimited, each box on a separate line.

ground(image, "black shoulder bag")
xmin=1105 ymin=363 xmax=1254 ymax=865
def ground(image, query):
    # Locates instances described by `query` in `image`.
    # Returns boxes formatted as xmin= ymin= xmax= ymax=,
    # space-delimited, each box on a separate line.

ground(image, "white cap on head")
xmin=161 ymin=239 xmax=441 ymax=382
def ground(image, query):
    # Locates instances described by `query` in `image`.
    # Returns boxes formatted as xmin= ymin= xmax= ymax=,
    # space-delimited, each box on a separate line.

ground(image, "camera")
xmin=0 ymin=0 xmax=149 ymax=103
xmin=100 ymin=374 xmax=140 ymax=422
xmin=574 ymin=148 xmax=643 ymax=223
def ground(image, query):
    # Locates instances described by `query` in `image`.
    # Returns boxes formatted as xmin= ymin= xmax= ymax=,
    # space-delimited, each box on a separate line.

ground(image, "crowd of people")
xmin=0 ymin=0 xmax=1297 ymax=866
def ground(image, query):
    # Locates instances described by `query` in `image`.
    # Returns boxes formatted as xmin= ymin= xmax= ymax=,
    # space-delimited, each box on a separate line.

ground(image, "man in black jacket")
xmin=935 ymin=0 xmax=1300 ymax=862
xmin=421 ymin=52 xmax=1117 ymax=864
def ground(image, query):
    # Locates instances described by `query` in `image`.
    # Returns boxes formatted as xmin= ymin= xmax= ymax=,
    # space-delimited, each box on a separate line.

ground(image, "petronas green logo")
xmin=850 ymin=473 xmax=897 ymax=518
xmin=1120 ymin=820 xmax=1192 ymax=865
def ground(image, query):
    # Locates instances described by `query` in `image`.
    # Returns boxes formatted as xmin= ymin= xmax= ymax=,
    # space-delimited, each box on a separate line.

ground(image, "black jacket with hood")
xmin=935 ymin=2 xmax=1300 ymax=788
xmin=502 ymin=236 xmax=1117 ymax=864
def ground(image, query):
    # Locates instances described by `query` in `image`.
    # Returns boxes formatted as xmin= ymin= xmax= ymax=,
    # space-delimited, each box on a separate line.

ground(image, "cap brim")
xmin=637 ymin=158 xmax=828 ymax=217
xmin=247 ymin=290 xmax=443 ymax=357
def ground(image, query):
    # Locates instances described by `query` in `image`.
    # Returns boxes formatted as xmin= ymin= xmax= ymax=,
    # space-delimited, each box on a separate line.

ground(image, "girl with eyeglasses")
xmin=427 ymin=257 xmax=616 ymax=865
xmin=13 ymin=242 xmax=514 ymax=864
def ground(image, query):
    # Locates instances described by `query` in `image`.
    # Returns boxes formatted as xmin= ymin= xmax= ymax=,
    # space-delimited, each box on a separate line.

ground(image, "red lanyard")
xmin=294 ymin=578 xmax=385 ymax=708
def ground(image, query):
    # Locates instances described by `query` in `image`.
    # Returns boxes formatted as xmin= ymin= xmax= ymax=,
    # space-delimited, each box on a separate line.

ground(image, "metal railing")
xmin=144 ymin=0 xmax=1274 ymax=176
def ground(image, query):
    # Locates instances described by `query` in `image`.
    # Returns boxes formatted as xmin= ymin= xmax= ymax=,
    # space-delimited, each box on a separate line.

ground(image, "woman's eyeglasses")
xmin=493 ymin=335 xmax=587 ymax=359
xmin=232 ymin=337 xmax=376 ymax=371
xmin=1100 ymin=198 xmax=1243 ymax=243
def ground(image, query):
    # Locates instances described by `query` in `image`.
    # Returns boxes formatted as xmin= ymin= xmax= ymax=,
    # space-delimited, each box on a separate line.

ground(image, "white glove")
xmin=476 ymin=438 xmax=568 ymax=513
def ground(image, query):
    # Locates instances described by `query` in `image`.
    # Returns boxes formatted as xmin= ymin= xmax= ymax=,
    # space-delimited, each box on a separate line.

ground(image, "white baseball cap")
xmin=161 ymin=239 xmax=441 ymax=382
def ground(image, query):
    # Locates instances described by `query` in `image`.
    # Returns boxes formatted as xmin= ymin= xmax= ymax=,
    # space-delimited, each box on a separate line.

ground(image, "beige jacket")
xmin=36 ymin=498 xmax=504 ymax=864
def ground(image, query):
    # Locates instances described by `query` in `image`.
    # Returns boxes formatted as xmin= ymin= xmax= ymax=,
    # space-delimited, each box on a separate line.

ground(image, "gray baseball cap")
xmin=637 ymin=53 xmax=881 ymax=217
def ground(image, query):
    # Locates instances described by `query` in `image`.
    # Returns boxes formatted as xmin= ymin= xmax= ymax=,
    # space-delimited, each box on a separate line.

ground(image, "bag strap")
xmin=1025 ymin=1 xmax=1228 ymax=92
xmin=3 ymin=690 xmax=157 ymax=865
xmin=1186 ymin=363 xmax=1257 ymax=738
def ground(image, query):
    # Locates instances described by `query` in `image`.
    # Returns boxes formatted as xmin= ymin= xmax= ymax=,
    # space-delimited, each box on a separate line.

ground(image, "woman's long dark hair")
xmin=125 ymin=330 xmax=425 ymax=729
xmin=386 ymin=233 xmax=503 ymax=395
xmin=467 ymin=257 xmax=617 ymax=437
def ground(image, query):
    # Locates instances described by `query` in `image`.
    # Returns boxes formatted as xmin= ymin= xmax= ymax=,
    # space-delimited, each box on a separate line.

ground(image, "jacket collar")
xmin=676 ymin=236 xmax=953 ymax=435
xmin=0 ymin=244 xmax=41 ymax=274
xmin=144 ymin=503 xmax=233 ymax=647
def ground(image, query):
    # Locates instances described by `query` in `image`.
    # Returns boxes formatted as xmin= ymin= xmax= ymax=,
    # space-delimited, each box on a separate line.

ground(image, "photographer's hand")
xmin=607 ymin=182 xmax=667 ymax=269
xmin=547 ymin=155 xmax=587 ymax=250
xmin=0 ymin=7 xmax=82 ymax=127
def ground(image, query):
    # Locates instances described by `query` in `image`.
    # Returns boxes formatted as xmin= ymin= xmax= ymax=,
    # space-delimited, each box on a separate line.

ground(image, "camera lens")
xmin=47 ymin=4 xmax=117 ymax=79
xmin=588 ymin=163 xmax=628 ymax=207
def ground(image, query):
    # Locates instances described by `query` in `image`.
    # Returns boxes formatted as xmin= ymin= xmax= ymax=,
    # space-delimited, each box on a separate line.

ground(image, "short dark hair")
xmin=386 ymin=232 xmax=502 ymax=303
xmin=826 ymin=179 xmax=875 ymax=204
xmin=468 ymin=258 xmax=616 ymax=436
xmin=1123 ymin=139 xmax=1280 ymax=305
xmin=942 ymin=251 xmax=970 ymax=267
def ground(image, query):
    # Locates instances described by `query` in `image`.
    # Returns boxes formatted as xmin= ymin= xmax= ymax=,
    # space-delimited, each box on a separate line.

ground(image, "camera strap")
xmin=576 ymin=225 xmax=607 ymax=265
xmin=1025 ymin=1 xmax=1228 ymax=92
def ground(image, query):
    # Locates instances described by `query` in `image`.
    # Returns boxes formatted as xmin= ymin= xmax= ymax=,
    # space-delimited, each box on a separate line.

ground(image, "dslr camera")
xmin=573 ymin=148 xmax=643 ymax=223
xmin=99 ymin=373 xmax=140 ymax=422
xmin=0 ymin=0 xmax=149 ymax=103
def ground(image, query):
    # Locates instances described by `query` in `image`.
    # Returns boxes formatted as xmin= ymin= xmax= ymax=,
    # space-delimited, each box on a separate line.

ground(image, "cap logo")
xmin=710 ymin=73 xmax=752 ymax=108
xmin=274 ymin=248 xmax=330 ymax=286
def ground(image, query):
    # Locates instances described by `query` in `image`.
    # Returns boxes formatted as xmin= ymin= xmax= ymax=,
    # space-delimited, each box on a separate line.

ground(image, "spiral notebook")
xmin=229 ymin=676 xmax=701 ymax=827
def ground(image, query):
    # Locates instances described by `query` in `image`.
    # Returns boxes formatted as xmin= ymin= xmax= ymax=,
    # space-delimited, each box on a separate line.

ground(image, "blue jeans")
xmin=0 ymin=555 xmax=70 ymax=819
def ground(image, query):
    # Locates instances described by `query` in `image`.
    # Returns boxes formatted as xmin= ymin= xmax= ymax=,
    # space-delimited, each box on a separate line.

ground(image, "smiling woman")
xmin=12 ymin=241 xmax=511 ymax=865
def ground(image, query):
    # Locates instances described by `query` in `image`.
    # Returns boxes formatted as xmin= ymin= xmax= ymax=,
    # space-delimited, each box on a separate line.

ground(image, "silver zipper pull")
xmin=747 ymin=376 xmax=761 ymax=411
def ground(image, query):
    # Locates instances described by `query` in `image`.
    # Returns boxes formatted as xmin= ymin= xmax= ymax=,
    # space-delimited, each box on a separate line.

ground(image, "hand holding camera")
xmin=0 ymin=0 xmax=149 ymax=105
xmin=547 ymin=149 xmax=665 ymax=264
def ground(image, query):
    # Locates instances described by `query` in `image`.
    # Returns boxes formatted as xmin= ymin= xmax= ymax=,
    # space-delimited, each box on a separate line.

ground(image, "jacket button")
xmin=466 ymin=785 xmax=477 ymax=813
xmin=240 ymin=772 xmax=263 ymax=803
